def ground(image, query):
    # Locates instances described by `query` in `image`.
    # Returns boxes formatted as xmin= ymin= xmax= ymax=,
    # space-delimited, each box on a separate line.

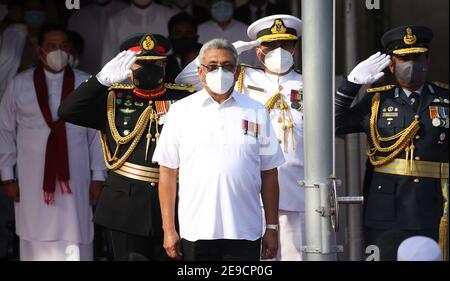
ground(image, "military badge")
xmin=140 ymin=34 xmax=155 ymax=51
xmin=403 ymin=27 xmax=417 ymax=45
xmin=429 ymin=104 xmax=449 ymax=128
xmin=290 ymin=89 xmax=303 ymax=111
xmin=242 ymin=119 xmax=260 ymax=138
xmin=270 ymin=19 xmax=287 ymax=34
xmin=155 ymin=100 xmax=176 ymax=125
xmin=382 ymin=106 xmax=399 ymax=118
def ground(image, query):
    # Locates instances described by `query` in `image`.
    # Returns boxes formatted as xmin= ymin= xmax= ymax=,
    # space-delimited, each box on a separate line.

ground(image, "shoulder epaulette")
xmin=108 ymin=84 xmax=134 ymax=91
xmin=367 ymin=85 xmax=396 ymax=93
xmin=164 ymin=83 xmax=196 ymax=93
xmin=431 ymin=81 xmax=449 ymax=90
xmin=239 ymin=63 xmax=264 ymax=71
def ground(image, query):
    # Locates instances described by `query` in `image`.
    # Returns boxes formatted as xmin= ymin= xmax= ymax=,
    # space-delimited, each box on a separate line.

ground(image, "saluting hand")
xmin=96 ymin=50 xmax=137 ymax=87
xmin=163 ymin=228 xmax=183 ymax=260
xmin=347 ymin=52 xmax=392 ymax=85
xmin=233 ymin=40 xmax=261 ymax=55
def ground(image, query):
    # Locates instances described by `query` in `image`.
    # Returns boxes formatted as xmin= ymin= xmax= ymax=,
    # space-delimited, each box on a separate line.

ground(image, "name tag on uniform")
xmin=242 ymin=119 xmax=260 ymax=138
xmin=247 ymin=85 xmax=266 ymax=93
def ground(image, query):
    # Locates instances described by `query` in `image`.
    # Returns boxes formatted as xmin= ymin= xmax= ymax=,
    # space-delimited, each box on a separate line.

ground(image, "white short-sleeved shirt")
xmin=153 ymin=89 xmax=285 ymax=241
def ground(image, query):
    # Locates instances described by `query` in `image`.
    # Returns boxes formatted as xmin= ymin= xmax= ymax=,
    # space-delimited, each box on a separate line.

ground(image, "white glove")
xmin=96 ymin=50 xmax=137 ymax=87
xmin=233 ymin=40 xmax=261 ymax=55
xmin=347 ymin=52 xmax=392 ymax=85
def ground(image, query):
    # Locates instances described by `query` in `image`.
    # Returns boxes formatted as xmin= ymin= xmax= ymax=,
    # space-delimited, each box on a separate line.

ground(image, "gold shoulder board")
xmin=367 ymin=85 xmax=396 ymax=93
xmin=108 ymin=84 xmax=134 ymax=91
xmin=164 ymin=83 xmax=196 ymax=93
xmin=431 ymin=81 xmax=449 ymax=90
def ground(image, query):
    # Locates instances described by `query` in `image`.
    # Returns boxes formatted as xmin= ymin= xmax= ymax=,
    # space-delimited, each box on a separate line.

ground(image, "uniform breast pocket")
xmin=377 ymin=115 xmax=405 ymax=136
xmin=366 ymin=177 xmax=397 ymax=222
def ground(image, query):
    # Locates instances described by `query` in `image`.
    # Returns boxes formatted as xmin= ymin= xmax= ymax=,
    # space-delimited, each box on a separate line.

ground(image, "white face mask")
xmin=68 ymin=54 xmax=79 ymax=68
xmin=0 ymin=4 xmax=8 ymax=22
xmin=132 ymin=0 xmax=152 ymax=7
xmin=205 ymin=68 xmax=235 ymax=95
xmin=45 ymin=50 xmax=69 ymax=72
xmin=262 ymin=47 xmax=294 ymax=74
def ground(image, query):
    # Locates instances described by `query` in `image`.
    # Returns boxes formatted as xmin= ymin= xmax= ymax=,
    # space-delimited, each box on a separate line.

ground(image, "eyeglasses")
xmin=201 ymin=63 xmax=237 ymax=73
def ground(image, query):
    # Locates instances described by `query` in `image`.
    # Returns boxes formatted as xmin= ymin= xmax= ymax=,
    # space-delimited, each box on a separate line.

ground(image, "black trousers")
xmin=181 ymin=238 xmax=261 ymax=261
xmin=108 ymin=229 xmax=168 ymax=261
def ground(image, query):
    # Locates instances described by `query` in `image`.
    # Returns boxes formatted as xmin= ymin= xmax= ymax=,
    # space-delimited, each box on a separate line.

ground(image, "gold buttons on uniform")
xmin=377 ymin=186 xmax=382 ymax=190
xmin=414 ymin=156 xmax=421 ymax=161
xmin=150 ymin=182 xmax=156 ymax=187
xmin=414 ymin=179 xmax=420 ymax=183
xmin=415 ymin=135 xmax=421 ymax=140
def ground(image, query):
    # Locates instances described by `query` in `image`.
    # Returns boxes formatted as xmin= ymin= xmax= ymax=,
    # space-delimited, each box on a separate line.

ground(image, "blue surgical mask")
xmin=211 ymin=1 xmax=234 ymax=23
xmin=24 ymin=10 xmax=46 ymax=29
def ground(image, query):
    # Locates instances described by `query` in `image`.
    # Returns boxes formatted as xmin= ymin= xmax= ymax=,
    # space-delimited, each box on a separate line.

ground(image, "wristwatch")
xmin=266 ymin=224 xmax=279 ymax=231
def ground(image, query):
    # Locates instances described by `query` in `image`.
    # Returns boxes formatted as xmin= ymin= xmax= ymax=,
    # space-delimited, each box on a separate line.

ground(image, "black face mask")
xmin=171 ymin=37 xmax=198 ymax=55
xmin=394 ymin=59 xmax=428 ymax=88
xmin=132 ymin=63 xmax=164 ymax=91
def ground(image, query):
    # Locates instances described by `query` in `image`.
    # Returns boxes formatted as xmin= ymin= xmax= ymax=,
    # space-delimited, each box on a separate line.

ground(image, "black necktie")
xmin=410 ymin=92 xmax=420 ymax=112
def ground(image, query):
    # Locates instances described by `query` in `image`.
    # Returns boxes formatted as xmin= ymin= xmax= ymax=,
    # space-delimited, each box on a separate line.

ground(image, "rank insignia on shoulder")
xmin=164 ymin=83 xmax=196 ymax=93
xmin=367 ymin=85 xmax=396 ymax=93
xmin=242 ymin=119 xmax=260 ymax=138
xmin=247 ymin=85 xmax=266 ymax=93
xmin=109 ymin=84 xmax=134 ymax=91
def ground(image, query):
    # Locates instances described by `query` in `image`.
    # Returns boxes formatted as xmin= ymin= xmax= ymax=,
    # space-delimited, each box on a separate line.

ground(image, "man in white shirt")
xmin=101 ymin=0 xmax=177 ymax=65
xmin=175 ymin=15 xmax=306 ymax=261
xmin=198 ymin=0 xmax=257 ymax=66
xmin=0 ymin=24 xmax=106 ymax=261
xmin=153 ymin=38 xmax=285 ymax=261
xmin=67 ymin=0 xmax=126 ymax=75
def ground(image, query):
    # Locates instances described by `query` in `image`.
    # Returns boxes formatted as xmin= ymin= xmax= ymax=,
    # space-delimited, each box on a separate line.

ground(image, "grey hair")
xmin=198 ymin=38 xmax=239 ymax=65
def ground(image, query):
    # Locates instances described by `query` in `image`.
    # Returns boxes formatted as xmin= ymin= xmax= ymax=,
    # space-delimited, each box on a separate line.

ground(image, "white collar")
xmin=402 ymin=85 xmax=424 ymax=98
xmin=174 ymin=4 xmax=193 ymax=14
xmin=130 ymin=2 xmax=154 ymax=16
xmin=211 ymin=19 xmax=236 ymax=31
xmin=200 ymin=88 xmax=241 ymax=107
xmin=264 ymin=69 xmax=296 ymax=85
xmin=44 ymin=69 xmax=65 ymax=80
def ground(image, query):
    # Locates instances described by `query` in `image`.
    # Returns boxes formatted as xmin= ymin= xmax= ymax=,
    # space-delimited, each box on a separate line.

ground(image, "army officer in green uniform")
xmin=58 ymin=33 xmax=194 ymax=260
